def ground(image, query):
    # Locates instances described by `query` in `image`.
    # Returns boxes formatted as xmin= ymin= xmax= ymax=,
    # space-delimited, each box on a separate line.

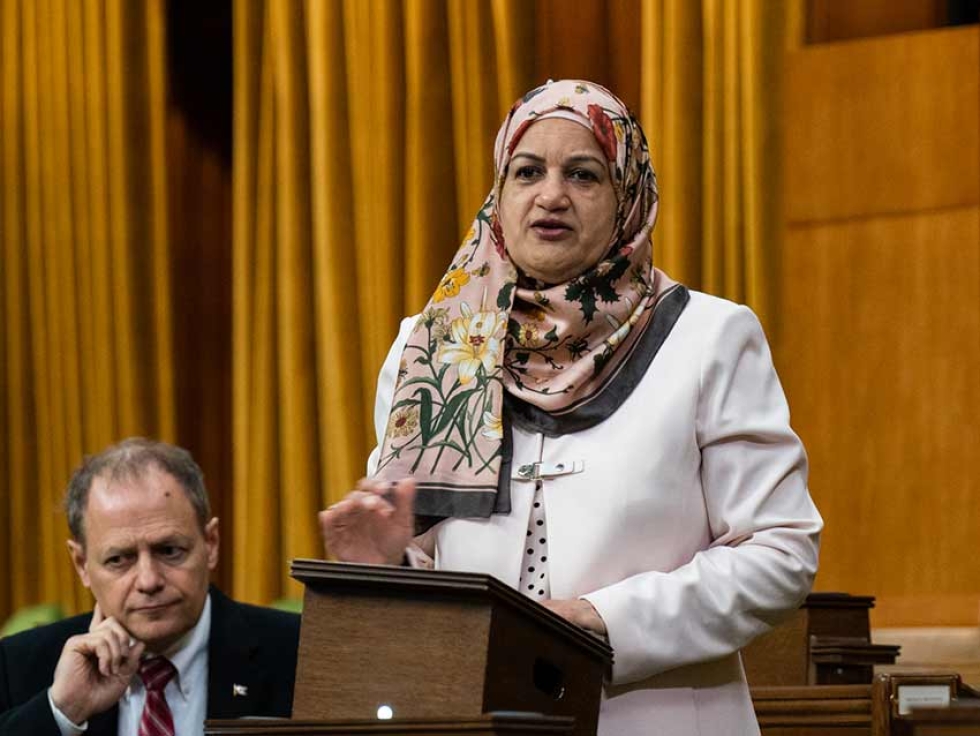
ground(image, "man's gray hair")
xmin=65 ymin=437 xmax=210 ymax=544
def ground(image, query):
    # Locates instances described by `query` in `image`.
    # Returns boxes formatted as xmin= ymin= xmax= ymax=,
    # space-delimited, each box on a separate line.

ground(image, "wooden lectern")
xmin=205 ymin=713 xmax=576 ymax=736
xmin=743 ymin=593 xmax=899 ymax=686
xmin=287 ymin=560 xmax=612 ymax=736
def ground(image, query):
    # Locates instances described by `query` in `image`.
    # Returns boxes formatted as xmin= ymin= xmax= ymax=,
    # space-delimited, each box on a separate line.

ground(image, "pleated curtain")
xmin=0 ymin=0 xmax=173 ymax=616
xmin=231 ymin=0 xmax=798 ymax=603
xmin=0 ymin=0 xmax=798 ymax=617
xmin=646 ymin=0 xmax=802 ymax=329
xmin=231 ymin=0 xmax=532 ymax=603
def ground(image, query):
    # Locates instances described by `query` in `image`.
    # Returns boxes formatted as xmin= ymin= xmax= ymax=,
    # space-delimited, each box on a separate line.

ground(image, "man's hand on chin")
xmin=49 ymin=603 xmax=146 ymax=725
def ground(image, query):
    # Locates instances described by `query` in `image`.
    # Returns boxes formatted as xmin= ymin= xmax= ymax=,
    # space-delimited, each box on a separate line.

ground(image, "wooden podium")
xmin=205 ymin=713 xmax=576 ymax=736
xmin=283 ymin=560 xmax=612 ymax=736
xmin=744 ymin=593 xmax=899 ymax=686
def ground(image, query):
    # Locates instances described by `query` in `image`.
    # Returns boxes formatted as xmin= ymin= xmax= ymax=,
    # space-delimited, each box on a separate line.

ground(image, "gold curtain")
xmin=0 ymin=0 xmax=173 ymax=619
xmin=232 ymin=0 xmax=792 ymax=604
xmin=232 ymin=0 xmax=534 ymax=603
xmin=0 ymin=0 xmax=792 ymax=618
xmin=645 ymin=0 xmax=795 ymax=330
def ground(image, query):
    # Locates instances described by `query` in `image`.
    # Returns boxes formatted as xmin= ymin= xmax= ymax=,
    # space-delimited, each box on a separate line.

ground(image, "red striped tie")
xmin=138 ymin=656 xmax=177 ymax=736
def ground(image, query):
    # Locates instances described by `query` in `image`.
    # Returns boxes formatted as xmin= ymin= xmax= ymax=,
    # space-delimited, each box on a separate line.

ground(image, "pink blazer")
xmin=369 ymin=291 xmax=822 ymax=736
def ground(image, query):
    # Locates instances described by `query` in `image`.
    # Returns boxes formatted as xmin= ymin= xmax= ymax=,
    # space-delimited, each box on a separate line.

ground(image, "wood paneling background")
xmin=784 ymin=29 xmax=979 ymax=223
xmin=806 ymin=0 xmax=947 ymax=44
xmin=777 ymin=27 xmax=980 ymax=627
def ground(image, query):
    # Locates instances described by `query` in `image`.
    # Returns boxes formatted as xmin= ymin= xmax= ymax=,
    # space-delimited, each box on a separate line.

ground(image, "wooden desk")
xmin=205 ymin=714 xmax=576 ymax=736
xmin=906 ymin=707 xmax=980 ymax=735
xmin=752 ymin=674 xmax=980 ymax=736
xmin=874 ymin=673 xmax=980 ymax=736
xmin=753 ymin=684 xmax=873 ymax=735
xmin=743 ymin=593 xmax=898 ymax=686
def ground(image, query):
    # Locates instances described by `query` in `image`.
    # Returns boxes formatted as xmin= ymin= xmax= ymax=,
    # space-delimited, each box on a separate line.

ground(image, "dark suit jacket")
xmin=0 ymin=587 xmax=300 ymax=735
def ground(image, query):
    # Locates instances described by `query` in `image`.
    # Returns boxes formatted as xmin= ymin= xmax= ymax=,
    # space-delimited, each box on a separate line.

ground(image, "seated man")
xmin=0 ymin=438 xmax=300 ymax=735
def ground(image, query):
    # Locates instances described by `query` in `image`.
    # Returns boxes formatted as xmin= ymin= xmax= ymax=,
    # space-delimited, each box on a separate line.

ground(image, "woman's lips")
xmin=531 ymin=221 xmax=572 ymax=240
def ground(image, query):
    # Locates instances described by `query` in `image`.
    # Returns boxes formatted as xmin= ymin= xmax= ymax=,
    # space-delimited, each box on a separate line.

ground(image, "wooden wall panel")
xmin=807 ymin=0 xmax=947 ymax=44
xmin=784 ymin=27 xmax=979 ymax=224
xmin=775 ymin=208 xmax=980 ymax=627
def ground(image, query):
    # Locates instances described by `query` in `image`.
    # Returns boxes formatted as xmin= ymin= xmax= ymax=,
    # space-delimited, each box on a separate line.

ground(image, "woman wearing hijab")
xmin=319 ymin=80 xmax=822 ymax=735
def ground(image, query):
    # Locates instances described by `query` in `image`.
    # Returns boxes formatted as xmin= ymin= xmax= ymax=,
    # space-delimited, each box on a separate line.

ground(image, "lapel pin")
xmin=233 ymin=683 xmax=248 ymax=697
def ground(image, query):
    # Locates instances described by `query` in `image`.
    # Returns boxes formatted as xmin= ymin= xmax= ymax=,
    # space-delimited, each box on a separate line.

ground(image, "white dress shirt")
xmin=50 ymin=594 xmax=212 ymax=736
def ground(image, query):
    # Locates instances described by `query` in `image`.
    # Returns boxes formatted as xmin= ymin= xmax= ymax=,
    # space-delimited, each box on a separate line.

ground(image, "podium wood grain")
xmin=752 ymin=684 xmax=874 ymax=735
xmin=289 ymin=561 xmax=611 ymax=736
xmin=205 ymin=714 xmax=576 ymax=736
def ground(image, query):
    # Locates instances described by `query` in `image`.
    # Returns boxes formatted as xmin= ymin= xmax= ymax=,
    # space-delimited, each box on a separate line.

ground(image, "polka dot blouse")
xmin=519 ymin=479 xmax=550 ymax=598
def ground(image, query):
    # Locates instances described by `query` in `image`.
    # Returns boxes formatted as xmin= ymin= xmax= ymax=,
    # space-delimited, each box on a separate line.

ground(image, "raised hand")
xmin=49 ymin=604 xmax=146 ymax=725
xmin=318 ymin=477 xmax=416 ymax=565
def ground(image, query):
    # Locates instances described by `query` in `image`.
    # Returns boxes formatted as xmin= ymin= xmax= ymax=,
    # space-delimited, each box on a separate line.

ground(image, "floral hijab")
xmin=374 ymin=80 xmax=688 ymax=522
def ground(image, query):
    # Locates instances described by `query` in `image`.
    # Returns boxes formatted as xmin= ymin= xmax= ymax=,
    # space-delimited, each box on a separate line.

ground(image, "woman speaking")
xmin=319 ymin=79 xmax=822 ymax=736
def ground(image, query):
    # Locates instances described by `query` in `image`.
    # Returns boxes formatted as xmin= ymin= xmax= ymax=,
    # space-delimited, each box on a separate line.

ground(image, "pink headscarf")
xmin=374 ymin=80 xmax=685 ymax=521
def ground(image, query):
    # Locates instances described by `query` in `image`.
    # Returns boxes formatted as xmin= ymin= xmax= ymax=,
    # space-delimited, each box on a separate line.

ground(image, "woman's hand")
xmin=318 ymin=477 xmax=416 ymax=565
xmin=541 ymin=598 xmax=607 ymax=637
